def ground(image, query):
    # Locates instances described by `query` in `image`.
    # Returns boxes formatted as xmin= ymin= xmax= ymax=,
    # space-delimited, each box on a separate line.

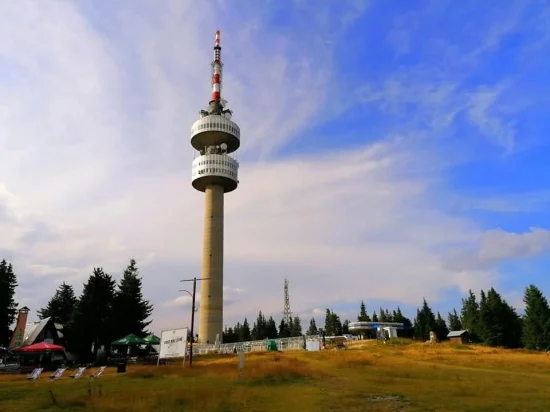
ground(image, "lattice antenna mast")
xmin=283 ymin=278 xmax=292 ymax=323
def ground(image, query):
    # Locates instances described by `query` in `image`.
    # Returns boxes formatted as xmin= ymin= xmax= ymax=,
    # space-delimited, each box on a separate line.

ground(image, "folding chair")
xmin=27 ymin=368 xmax=44 ymax=381
xmin=69 ymin=366 xmax=86 ymax=379
xmin=48 ymin=368 xmax=66 ymax=380
xmin=89 ymin=366 xmax=106 ymax=379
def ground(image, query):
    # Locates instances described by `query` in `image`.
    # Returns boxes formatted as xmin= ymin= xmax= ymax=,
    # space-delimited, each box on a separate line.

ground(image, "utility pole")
xmin=180 ymin=277 xmax=209 ymax=368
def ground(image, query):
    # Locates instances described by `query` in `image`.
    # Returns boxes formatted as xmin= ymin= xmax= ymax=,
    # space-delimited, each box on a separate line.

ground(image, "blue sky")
xmin=1 ymin=0 xmax=550 ymax=332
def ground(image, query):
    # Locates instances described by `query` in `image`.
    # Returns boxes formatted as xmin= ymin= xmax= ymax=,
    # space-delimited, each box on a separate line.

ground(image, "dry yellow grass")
xmin=2 ymin=340 xmax=550 ymax=411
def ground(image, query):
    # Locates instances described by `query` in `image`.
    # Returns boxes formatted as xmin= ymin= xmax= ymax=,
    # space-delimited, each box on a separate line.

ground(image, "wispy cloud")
xmin=466 ymin=84 xmax=517 ymax=153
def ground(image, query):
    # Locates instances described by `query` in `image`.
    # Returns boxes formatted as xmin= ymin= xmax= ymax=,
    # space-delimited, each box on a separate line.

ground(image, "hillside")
xmin=2 ymin=340 xmax=550 ymax=411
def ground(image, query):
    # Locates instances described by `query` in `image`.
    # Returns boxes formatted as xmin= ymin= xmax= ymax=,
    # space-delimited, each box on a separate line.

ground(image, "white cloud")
xmin=443 ymin=228 xmax=550 ymax=271
xmin=165 ymin=295 xmax=193 ymax=308
xmin=312 ymin=308 xmax=326 ymax=316
xmin=0 ymin=1 xmax=547 ymax=335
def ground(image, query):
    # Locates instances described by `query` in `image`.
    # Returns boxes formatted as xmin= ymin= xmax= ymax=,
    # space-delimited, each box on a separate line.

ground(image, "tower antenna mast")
xmin=283 ymin=278 xmax=292 ymax=324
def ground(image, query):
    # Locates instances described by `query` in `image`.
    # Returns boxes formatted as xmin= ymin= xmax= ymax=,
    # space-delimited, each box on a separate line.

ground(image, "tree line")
xmin=0 ymin=258 xmax=153 ymax=360
xmin=223 ymin=304 xmax=412 ymax=342
xmin=222 ymin=285 xmax=550 ymax=351
xmin=3 ymin=256 xmax=550 ymax=352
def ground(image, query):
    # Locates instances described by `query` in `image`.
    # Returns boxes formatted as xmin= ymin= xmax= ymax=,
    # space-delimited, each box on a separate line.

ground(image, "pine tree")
xmin=291 ymin=316 xmax=302 ymax=337
xmin=434 ymin=312 xmax=449 ymax=340
xmin=288 ymin=317 xmax=295 ymax=336
xmin=266 ymin=316 xmax=278 ymax=339
xmin=306 ymin=318 xmax=318 ymax=335
xmin=358 ymin=301 xmax=370 ymax=321
xmin=342 ymin=319 xmax=350 ymax=334
xmin=251 ymin=311 xmax=267 ymax=340
xmin=379 ymin=307 xmax=388 ymax=322
xmin=461 ymin=290 xmax=480 ymax=341
xmin=223 ymin=326 xmax=237 ymax=343
xmin=414 ymin=298 xmax=436 ymax=341
xmin=69 ymin=268 xmax=116 ymax=359
xmin=234 ymin=325 xmax=241 ymax=342
xmin=448 ymin=309 xmax=462 ymax=331
xmin=499 ymin=290 xmax=523 ymax=349
xmin=479 ymin=288 xmax=522 ymax=348
xmin=233 ymin=322 xmax=242 ymax=342
xmin=392 ymin=307 xmax=410 ymax=326
xmin=372 ymin=311 xmax=379 ymax=322
xmin=278 ymin=318 xmax=291 ymax=337
xmin=478 ymin=289 xmax=488 ymax=342
xmin=37 ymin=282 xmax=78 ymax=325
xmin=0 ymin=260 xmax=18 ymax=347
xmin=324 ymin=309 xmax=334 ymax=336
xmin=240 ymin=318 xmax=251 ymax=342
xmin=324 ymin=309 xmax=344 ymax=336
xmin=112 ymin=259 xmax=153 ymax=338
xmin=331 ymin=311 xmax=343 ymax=335
xmin=393 ymin=307 xmax=413 ymax=338
xmin=522 ymin=285 xmax=550 ymax=350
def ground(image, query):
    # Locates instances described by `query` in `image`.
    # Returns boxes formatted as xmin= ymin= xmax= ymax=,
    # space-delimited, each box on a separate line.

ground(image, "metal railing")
xmin=191 ymin=336 xmax=307 ymax=355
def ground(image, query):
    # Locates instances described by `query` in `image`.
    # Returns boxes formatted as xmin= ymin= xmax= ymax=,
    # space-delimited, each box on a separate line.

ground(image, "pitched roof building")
xmin=447 ymin=330 xmax=470 ymax=344
xmin=9 ymin=307 xmax=64 ymax=349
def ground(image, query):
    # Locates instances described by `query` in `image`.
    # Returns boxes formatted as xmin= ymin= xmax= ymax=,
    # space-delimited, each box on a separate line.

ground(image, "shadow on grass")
xmin=452 ymin=344 xmax=473 ymax=351
xmin=332 ymin=392 xmax=411 ymax=412
xmin=0 ymin=388 xmax=30 ymax=401
xmin=385 ymin=339 xmax=414 ymax=346
xmin=244 ymin=370 xmax=310 ymax=386
xmin=126 ymin=373 xmax=162 ymax=380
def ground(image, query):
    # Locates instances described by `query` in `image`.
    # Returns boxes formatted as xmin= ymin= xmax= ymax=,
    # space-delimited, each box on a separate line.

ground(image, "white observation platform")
xmin=191 ymin=114 xmax=240 ymax=193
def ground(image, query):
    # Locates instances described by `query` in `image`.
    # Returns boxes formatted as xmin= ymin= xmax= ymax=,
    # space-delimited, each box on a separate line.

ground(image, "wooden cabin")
xmin=447 ymin=330 xmax=469 ymax=344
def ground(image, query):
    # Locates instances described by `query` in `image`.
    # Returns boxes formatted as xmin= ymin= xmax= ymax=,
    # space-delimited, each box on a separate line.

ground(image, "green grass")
xmin=2 ymin=341 xmax=550 ymax=411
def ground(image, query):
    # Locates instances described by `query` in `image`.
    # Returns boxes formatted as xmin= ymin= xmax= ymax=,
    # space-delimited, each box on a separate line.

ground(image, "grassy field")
xmin=2 ymin=339 xmax=550 ymax=411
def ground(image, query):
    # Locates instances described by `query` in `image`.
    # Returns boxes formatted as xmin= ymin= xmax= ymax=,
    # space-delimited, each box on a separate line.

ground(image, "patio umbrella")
xmin=111 ymin=334 xmax=145 ymax=346
xmin=18 ymin=342 xmax=64 ymax=352
xmin=143 ymin=334 xmax=160 ymax=345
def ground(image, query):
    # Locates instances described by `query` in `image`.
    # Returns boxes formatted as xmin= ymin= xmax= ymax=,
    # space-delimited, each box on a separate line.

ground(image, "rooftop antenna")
xmin=283 ymin=279 xmax=292 ymax=324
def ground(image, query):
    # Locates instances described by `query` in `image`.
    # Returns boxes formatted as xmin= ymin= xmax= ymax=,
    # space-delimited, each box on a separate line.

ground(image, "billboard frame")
xmin=157 ymin=327 xmax=189 ymax=367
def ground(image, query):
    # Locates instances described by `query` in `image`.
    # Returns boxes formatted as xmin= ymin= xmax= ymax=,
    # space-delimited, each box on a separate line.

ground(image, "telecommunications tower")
xmin=191 ymin=30 xmax=240 ymax=344
xmin=283 ymin=278 xmax=292 ymax=324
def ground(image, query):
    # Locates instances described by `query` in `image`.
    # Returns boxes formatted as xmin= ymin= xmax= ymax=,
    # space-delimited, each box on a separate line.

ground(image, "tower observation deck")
xmin=191 ymin=30 xmax=240 ymax=344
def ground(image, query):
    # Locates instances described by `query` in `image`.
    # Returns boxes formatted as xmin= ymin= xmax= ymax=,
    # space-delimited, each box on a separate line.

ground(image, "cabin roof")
xmin=447 ymin=330 xmax=468 ymax=338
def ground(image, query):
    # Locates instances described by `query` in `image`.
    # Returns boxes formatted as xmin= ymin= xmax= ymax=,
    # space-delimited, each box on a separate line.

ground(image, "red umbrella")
xmin=18 ymin=342 xmax=64 ymax=352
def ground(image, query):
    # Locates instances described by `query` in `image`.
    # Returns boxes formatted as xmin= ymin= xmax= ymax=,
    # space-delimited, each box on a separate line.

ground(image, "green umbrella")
xmin=143 ymin=334 xmax=160 ymax=345
xmin=111 ymin=334 xmax=145 ymax=346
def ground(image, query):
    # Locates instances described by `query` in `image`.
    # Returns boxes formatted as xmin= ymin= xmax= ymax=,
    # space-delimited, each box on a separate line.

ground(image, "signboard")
xmin=158 ymin=328 xmax=188 ymax=363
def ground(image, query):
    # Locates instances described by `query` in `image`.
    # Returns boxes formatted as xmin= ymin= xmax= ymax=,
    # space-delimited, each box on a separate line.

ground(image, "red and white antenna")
xmin=211 ymin=30 xmax=223 ymax=102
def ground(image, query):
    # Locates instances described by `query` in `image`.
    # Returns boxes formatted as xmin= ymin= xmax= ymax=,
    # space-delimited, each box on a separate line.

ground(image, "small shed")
xmin=305 ymin=339 xmax=320 ymax=351
xmin=447 ymin=330 xmax=469 ymax=344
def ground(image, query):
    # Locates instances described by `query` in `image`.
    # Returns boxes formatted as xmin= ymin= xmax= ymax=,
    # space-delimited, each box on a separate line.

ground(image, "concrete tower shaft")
xmin=199 ymin=185 xmax=224 ymax=343
xmin=191 ymin=30 xmax=240 ymax=344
